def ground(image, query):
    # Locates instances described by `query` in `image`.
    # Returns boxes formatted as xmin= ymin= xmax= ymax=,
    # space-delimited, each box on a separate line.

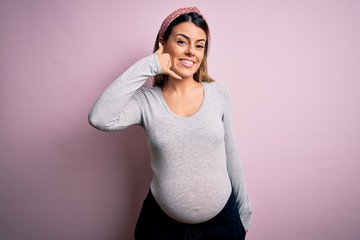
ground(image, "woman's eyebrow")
xmin=176 ymin=33 xmax=206 ymax=42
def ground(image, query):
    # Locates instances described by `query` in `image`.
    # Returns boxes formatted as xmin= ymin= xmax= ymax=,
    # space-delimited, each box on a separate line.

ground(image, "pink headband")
xmin=158 ymin=7 xmax=210 ymax=42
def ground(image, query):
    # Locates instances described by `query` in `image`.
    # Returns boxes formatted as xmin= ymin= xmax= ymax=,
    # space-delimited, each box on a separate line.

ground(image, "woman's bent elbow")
xmin=88 ymin=113 xmax=104 ymax=130
xmin=88 ymin=113 xmax=123 ymax=131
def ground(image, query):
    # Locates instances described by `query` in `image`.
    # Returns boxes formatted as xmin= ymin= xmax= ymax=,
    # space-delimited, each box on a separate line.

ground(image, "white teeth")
xmin=180 ymin=60 xmax=194 ymax=65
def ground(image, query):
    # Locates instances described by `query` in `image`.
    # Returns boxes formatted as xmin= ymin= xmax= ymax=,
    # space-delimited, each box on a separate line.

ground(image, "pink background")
xmin=1 ymin=0 xmax=360 ymax=239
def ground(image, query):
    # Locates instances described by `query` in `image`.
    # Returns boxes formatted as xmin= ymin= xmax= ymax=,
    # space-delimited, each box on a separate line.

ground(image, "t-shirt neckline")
xmin=156 ymin=82 xmax=207 ymax=119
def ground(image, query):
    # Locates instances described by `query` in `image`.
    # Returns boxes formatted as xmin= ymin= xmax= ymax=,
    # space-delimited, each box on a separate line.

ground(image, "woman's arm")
xmin=88 ymin=53 xmax=161 ymax=131
xmin=88 ymin=44 xmax=180 ymax=131
xmin=222 ymin=87 xmax=253 ymax=231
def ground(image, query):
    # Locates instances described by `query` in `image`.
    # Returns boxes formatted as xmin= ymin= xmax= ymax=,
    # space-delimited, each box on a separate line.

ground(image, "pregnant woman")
xmin=89 ymin=7 xmax=252 ymax=240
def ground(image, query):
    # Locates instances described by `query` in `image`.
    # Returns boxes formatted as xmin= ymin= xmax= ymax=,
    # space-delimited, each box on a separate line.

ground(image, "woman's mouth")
xmin=179 ymin=59 xmax=195 ymax=67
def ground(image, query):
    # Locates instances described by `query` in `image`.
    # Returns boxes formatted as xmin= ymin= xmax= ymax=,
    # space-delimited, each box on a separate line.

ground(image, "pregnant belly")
xmin=150 ymin=172 xmax=232 ymax=224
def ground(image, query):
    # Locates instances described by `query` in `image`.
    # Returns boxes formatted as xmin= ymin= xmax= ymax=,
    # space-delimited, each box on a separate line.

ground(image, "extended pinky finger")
xmin=168 ymin=70 xmax=182 ymax=80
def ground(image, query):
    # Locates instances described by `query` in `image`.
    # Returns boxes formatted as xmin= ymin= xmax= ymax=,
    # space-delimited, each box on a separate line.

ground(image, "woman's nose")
xmin=186 ymin=46 xmax=195 ymax=56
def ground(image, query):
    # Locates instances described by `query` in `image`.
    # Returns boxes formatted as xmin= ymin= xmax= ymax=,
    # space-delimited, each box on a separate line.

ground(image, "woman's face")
xmin=162 ymin=21 xmax=207 ymax=80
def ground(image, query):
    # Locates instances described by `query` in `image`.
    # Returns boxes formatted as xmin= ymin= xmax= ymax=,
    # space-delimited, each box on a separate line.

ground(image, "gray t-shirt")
xmin=89 ymin=54 xmax=252 ymax=229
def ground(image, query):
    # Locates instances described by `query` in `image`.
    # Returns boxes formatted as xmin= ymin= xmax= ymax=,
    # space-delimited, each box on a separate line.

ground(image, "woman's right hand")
xmin=155 ymin=42 xmax=182 ymax=79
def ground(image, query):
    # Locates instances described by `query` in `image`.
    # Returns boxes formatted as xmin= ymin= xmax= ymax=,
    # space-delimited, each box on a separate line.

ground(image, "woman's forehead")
xmin=171 ymin=22 xmax=207 ymax=40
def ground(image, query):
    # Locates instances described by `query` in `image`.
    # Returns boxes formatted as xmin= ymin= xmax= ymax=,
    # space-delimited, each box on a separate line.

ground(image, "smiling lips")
xmin=179 ymin=59 xmax=195 ymax=67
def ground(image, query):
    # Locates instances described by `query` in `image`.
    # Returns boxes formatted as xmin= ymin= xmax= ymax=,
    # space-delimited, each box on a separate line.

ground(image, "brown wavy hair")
xmin=153 ymin=12 xmax=214 ymax=88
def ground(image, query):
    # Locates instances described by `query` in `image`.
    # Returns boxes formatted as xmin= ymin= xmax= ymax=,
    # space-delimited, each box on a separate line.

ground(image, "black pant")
xmin=135 ymin=189 xmax=246 ymax=240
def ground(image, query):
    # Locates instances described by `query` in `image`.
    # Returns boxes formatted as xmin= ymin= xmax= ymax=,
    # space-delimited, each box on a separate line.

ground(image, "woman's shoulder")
xmin=203 ymin=81 xmax=230 ymax=97
xmin=134 ymin=86 xmax=160 ymax=97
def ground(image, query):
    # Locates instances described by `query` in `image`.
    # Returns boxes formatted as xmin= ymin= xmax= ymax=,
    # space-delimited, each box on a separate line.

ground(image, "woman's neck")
xmin=163 ymin=76 xmax=202 ymax=94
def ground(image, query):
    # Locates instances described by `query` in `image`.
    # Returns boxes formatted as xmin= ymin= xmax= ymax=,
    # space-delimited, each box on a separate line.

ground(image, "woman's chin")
xmin=173 ymin=69 xmax=198 ymax=80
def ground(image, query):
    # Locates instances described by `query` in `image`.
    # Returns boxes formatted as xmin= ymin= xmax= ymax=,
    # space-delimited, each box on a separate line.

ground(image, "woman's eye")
xmin=177 ymin=40 xmax=186 ymax=45
xmin=196 ymin=45 xmax=205 ymax=49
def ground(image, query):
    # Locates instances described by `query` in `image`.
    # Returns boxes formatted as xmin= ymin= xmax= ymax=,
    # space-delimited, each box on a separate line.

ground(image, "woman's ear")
xmin=159 ymin=38 xmax=166 ymax=52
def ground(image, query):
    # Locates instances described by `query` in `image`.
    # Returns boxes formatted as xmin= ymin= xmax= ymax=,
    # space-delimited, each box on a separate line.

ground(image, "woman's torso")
xmin=134 ymin=82 xmax=232 ymax=223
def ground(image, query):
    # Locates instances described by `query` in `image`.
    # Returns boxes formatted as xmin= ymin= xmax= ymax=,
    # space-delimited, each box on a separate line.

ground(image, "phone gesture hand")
xmin=155 ymin=43 xmax=182 ymax=80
